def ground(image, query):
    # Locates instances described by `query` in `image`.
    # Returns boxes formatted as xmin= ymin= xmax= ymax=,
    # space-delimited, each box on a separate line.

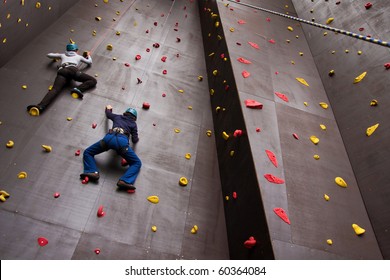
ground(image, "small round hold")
xmin=54 ymin=192 xmax=60 ymax=198
xmin=142 ymin=102 xmax=150 ymax=109
xmin=94 ymin=248 xmax=101 ymax=254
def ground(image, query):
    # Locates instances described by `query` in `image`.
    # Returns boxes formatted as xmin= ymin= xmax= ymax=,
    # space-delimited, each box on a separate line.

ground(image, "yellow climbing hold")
xmin=353 ymin=71 xmax=367 ymax=84
xmin=6 ymin=140 xmax=14 ymax=148
xmin=287 ymin=26 xmax=293 ymax=31
xmin=327 ymin=239 xmax=333 ymax=245
xmin=335 ymin=177 xmax=347 ymax=188
xmin=106 ymin=44 xmax=113 ymax=50
xmin=229 ymin=27 xmax=235 ymax=32
xmin=222 ymin=131 xmax=229 ymax=140
xmin=147 ymin=196 xmax=159 ymax=204
xmin=71 ymin=93 xmax=79 ymax=99
xmin=320 ymin=124 xmax=327 ymax=130
xmin=215 ymin=21 xmax=220 ymax=28
xmin=103 ymin=0 xmax=109 ymax=3
xmin=324 ymin=194 xmax=330 ymax=201
xmin=206 ymin=130 xmax=212 ymax=137
xmin=225 ymin=196 xmax=229 ymax=201
xmin=116 ymin=31 xmax=121 ymax=36
xmin=188 ymin=106 xmax=193 ymax=110
xmin=185 ymin=153 xmax=191 ymax=159
xmin=323 ymin=32 xmax=328 ymax=36
xmin=299 ymin=52 xmax=304 ymax=56
xmin=22 ymin=85 xmax=27 ymax=89
xmin=209 ymin=89 xmax=215 ymax=95
xmin=174 ymin=128 xmax=181 ymax=133
xmin=178 ymin=89 xmax=184 ymax=93
xmin=67 ymin=117 xmax=73 ymax=121
xmin=42 ymin=145 xmax=52 ymax=152
xmin=303 ymin=102 xmax=308 ymax=106
xmin=95 ymin=16 xmax=102 ymax=21
xmin=198 ymin=75 xmax=203 ymax=81
xmin=151 ymin=225 xmax=157 ymax=232
xmin=370 ymin=99 xmax=378 ymax=106
xmin=357 ymin=50 xmax=363 ymax=55
xmin=296 ymin=77 xmax=309 ymax=87
xmin=179 ymin=177 xmax=188 ymax=186
xmin=208 ymin=52 xmax=215 ymax=57
xmin=326 ymin=18 xmax=334 ymax=24
xmin=191 ymin=225 xmax=199 ymax=234
xmin=319 ymin=102 xmax=328 ymax=109
xmin=215 ymin=106 xmax=221 ymax=113
xmin=366 ymin=123 xmax=379 ymax=136
xmin=314 ymin=155 xmax=320 ymax=160
xmin=352 ymin=224 xmax=365 ymax=235
xmin=17 ymin=172 xmax=28 ymax=179
xmin=213 ymin=70 xmax=218 ymax=76
xmin=230 ymin=150 xmax=235 ymax=157
xmin=35 ymin=2 xmax=41 ymax=8
xmin=0 ymin=190 xmax=10 ymax=202
xmin=310 ymin=136 xmax=319 ymax=145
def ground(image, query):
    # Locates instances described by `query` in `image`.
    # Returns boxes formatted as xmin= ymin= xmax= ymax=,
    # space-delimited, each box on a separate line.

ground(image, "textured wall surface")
xmin=0 ymin=0 xmax=228 ymax=260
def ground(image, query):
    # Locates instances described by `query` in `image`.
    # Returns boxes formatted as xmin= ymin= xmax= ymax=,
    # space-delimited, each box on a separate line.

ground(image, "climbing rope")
xmin=227 ymin=0 xmax=390 ymax=48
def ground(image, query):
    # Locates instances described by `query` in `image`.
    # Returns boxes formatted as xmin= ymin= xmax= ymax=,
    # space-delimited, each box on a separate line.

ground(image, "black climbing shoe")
xmin=117 ymin=180 xmax=136 ymax=191
xmin=71 ymin=88 xmax=83 ymax=99
xmin=80 ymin=172 xmax=100 ymax=181
xmin=27 ymin=105 xmax=45 ymax=116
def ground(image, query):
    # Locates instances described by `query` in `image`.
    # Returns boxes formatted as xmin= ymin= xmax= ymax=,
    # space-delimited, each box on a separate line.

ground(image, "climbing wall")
xmin=198 ymin=0 xmax=384 ymax=259
xmin=0 ymin=0 xmax=229 ymax=259
xmin=291 ymin=0 xmax=390 ymax=259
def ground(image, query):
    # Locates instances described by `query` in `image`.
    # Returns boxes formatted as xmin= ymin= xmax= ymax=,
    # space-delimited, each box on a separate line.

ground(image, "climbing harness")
xmin=227 ymin=0 xmax=390 ymax=48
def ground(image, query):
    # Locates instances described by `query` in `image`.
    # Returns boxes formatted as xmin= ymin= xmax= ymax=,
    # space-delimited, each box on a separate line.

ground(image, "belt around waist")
xmin=109 ymin=127 xmax=129 ymax=137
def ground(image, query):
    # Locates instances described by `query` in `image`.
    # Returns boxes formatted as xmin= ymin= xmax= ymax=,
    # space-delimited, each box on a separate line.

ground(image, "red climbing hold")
xmin=232 ymin=192 xmax=237 ymax=199
xmin=266 ymin=18 xmax=271 ymax=22
xmin=135 ymin=54 xmax=141 ymax=60
xmin=92 ymin=123 xmax=97 ymax=129
xmin=75 ymin=150 xmax=81 ymax=156
xmin=264 ymin=174 xmax=284 ymax=184
xmin=220 ymin=53 xmax=225 ymax=59
xmin=153 ymin=43 xmax=160 ymax=48
xmin=53 ymin=192 xmax=60 ymax=198
xmin=162 ymin=70 xmax=167 ymax=75
xmin=121 ymin=158 xmax=128 ymax=166
xmin=233 ymin=130 xmax=243 ymax=137
xmin=242 ymin=70 xmax=250 ymax=78
xmin=142 ymin=102 xmax=150 ymax=109
xmin=127 ymin=189 xmax=136 ymax=194
xmin=137 ymin=78 xmax=142 ymax=84
xmin=293 ymin=133 xmax=299 ymax=139
xmin=268 ymin=39 xmax=276 ymax=44
xmin=275 ymin=92 xmax=289 ymax=102
xmin=124 ymin=63 xmax=130 ymax=67
xmin=359 ymin=27 xmax=365 ymax=32
xmin=94 ymin=248 xmax=101 ymax=254
xmin=236 ymin=42 xmax=242 ymax=46
xmin=145 ymin=29 xmax=149 ymax=33
xmin=161 ymin=56 xmax=167 ymax=62
xmin=146 ymin=48 xmax=150 ymax=52
xmin=237 ymin=57 xmax=252 ymax=64
xmin=248 ymin=41 xmax=259 ymax=49
xmin=365 ymin=2 xmax=372 ymax=9
xmin=154 ymin=21 xmax=158 ymax=26
xmin=384 ymin=63 xmax=390 ymax=70
xmin=244 ymin=236 xmax=256 ymax=248
xmin=176 ymin=37 xmax=181 ymax=42
xmin=265 ymin=150 xmax=278 ymax=167
xmin=97 ymin=205 xmax=105 ymax=217
xmin=274 ymin=208 xmax=290 ymax=224
xmin=256 ymin=128 xmax=261 ymax=132
xmin=245 ymin=99 xmax=263 ymax=109
xmin=37 ymin=237 xmax=48 ymax=247
xmin=238 ymin=20 xmax=246 ymax=24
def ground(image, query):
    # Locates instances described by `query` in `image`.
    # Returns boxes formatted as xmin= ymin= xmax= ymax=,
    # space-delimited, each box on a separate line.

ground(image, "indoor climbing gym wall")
xmin=0 ymin=0 xmax=389 ymax=261
xmin=198 ymin=0 xmax=386 ymax=259
xmin=0 ymin=0 xmax=229 ymax=260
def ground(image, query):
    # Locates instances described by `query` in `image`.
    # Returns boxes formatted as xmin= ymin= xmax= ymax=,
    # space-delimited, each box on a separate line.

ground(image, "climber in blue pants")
xmin=81 ymin=105 xmax=142 ymax=191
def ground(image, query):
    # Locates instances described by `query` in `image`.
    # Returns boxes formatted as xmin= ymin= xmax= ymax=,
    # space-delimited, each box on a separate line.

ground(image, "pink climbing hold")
xmin=97 ymin=205 xmax=105 ymax=217
xmin=53 ymin=192 xmax=60 ymax=198
xmin=82 ymin=176 xmax=89 ymax=184
xmin=256 ymin=128 xmax=261 ymax=132
xmin=266 ymin=18 xmax=271 ymax=22
xmin=273 ymin=208 xmax=291 ymax=224
xmin=293 ymin=133 xmax=299 ymax=139
xmin=245 ymin=99 xmax=263 ymax=109
xmin=244 ymin=236 xmax=256 ymax=248
xmin=268 ymin=39 xmax=276 ymax=44
xmin=161 ymin=56 xmax=167 ymax=62
xmin=220 ymin=53 xmax=225 ymax=59
xmin=384 ymin=63 xmax=390 ymax=70
xmin=75 ymin=150 xmax=81 ymax=156
xmin=37 ymin=237 xmax=48 ymax=247
xmin=265 ymin=150 xmax=278 ymax=167
xmin=233 ymin=130 xmax=243 ymax=137
xmin=232 ymin=192 xmax=237 ymax=199
xmin=264 ymin=174 xmax=284 ymax=184
xmin=162 ymin=70 xmax=167 ymax=75
xmin=275 ymin=92 xmax=289 ymax=102
xmin=124 ymin=62 xmax=130 ymax=67
xmin=135 ymin=54 xmax=141 ymax=60
xmin=237 ymin=57 xmax=252 ymax=64
xmin=92 ymin=123 xmax=97 ymax=129
xmin=238 ymin=20 xmax=246 ymax=24
xmin=248 ymin=41 xmax=259 ymax=49
xmin=242 ymin=70 xmax=250 ymax=78
xmin=94 ymin=248 xmax=101 ymax=254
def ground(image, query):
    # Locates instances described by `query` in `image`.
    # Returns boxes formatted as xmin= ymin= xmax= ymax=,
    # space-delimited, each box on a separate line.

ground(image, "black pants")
xmin=38 ymin=66 xmax=97 ymax=108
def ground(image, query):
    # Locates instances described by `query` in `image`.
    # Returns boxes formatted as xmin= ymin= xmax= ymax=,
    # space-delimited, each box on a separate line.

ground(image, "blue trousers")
xmin=83 ymin=133 xmax=142 ymax=184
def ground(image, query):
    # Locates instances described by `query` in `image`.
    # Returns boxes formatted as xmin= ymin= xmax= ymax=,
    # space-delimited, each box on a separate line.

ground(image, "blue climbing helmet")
xmin=125 ymin=108 xmax=137 ymax=119
xmin=66 ymin=43 xmax=79 ymax=51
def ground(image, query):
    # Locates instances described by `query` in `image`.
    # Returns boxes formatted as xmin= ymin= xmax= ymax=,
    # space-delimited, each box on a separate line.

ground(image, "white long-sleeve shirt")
xmin=47 ymin=51 xmax=92 ymax=68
